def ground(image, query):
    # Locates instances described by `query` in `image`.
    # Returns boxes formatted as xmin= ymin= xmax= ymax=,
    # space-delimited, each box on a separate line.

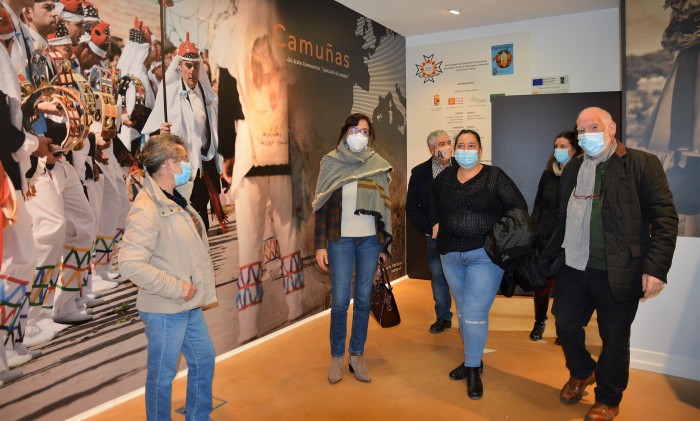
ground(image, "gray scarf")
xmin=312 ymin=142 xmax=393 ymax=250
xmin=562 ymin=141 xmax=616 ymax=270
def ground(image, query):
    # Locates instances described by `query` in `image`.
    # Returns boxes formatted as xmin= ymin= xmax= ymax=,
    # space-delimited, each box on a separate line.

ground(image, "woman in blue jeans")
xmin=429 ymin=129 xmax=527 ymax=399
xmin=313 ymin=113 xmax=393 ymax=384
xmin=119 ymin=134 xmax=217 ymax=420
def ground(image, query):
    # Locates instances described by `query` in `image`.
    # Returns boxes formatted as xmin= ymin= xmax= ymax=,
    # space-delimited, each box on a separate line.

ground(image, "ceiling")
xmin=334 ymin=0 xmax=620 ymax=37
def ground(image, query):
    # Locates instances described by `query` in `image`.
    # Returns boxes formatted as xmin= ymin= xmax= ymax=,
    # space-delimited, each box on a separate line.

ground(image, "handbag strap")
xmin=378 ymin=259 xmax=392 ymax=290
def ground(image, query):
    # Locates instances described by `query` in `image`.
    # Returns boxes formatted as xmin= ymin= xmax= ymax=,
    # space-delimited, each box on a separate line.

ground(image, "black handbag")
xmin=370 ymin=259 xmax=401 ymax=328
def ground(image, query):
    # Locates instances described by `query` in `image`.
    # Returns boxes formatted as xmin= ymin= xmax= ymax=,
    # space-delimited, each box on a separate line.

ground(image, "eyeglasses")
xmin=573 ymin=184 xmax=601 ymax=200
xmin=349 ymin=127 xmax=370 ymax=136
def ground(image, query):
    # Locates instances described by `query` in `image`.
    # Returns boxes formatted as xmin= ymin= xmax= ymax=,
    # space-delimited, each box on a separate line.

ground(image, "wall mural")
xmin=624 ymin=0 xmax=700 ymax=237
xmin=0 ymin=1 xmax=407 ymax=419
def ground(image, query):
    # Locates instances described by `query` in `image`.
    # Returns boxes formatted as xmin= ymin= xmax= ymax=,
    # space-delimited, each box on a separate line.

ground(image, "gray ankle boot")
xmin=328 ymin=356 xmax=343 ymax=384
xmin=348 ymin=354 xmax=371 ymax=382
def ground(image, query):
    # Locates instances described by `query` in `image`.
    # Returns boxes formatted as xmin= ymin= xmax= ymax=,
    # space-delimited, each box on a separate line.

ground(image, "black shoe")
xmin=530 ymin=320 xmax=546 ymax=341
xmin=449 ymin=360 xmax=483 ymax=380
xmin=429 ymin=318 xmax=452 ymax=334
xmin=466 ymin=367 xmax=483 ymax=399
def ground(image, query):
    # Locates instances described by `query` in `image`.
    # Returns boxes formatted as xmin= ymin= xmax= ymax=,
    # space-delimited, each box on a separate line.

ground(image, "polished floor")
xmin=86 ymin=279 xmax=700 ymax=420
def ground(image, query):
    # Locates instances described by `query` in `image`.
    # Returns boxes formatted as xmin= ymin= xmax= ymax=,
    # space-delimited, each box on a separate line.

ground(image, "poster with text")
xmin=407 ymin=33 xmax=530 ymax=169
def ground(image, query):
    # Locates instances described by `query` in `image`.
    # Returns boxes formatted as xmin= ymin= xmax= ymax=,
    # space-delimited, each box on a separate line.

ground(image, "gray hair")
xmin=578 ymin=107 xmax=614 ymax=125
xmin=426 ymin=130 xmax=449 ymax=147
xmin=140 ymin=134 xmax=188 ymax=175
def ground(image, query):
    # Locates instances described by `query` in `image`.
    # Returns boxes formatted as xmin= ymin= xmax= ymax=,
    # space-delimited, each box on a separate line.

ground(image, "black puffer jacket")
xmin=485 ymin=207 xmax=535 ymax=272
xmin=485 ymin=207 xmax=546 ymax=294
xmin=539 ymin=142 xmax=678 ymax=303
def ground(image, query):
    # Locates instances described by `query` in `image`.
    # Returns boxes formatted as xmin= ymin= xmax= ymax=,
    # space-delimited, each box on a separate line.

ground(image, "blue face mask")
xmin=455 ymin=149 xmax=479 ymax=169
xmin=578 ymin=132 xmax=606 ymax=157
xmin=554 ymin=148 xmax=571 ymax=164
xmin=173 ymin=161 xmax=192 ymax=186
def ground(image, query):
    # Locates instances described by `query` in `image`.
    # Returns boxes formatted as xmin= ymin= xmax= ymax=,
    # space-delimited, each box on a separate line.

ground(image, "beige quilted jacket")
xmin=118 ymin=174 xmax=217 ymax=313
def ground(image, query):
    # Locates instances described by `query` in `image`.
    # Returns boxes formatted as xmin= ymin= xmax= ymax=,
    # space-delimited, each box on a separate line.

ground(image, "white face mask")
xmin=346 ymin=133 xmax=369 ymax=152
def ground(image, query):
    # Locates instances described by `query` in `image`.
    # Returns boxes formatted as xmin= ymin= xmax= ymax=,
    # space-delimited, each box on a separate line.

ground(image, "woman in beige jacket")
xmin=119 ymin=134 xmax=217 ymax=421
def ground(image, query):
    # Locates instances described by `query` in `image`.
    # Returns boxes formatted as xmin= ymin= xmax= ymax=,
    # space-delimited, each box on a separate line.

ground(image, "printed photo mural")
xmin=0 ymin=1 xmax=407 ymax=419
xmin=624 ymin=0 xmax=700 ymax=237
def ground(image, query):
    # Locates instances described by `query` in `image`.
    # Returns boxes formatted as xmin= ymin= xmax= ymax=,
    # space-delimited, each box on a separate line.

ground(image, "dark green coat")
xmin=539 ymin=142 xmax=678 ymax=303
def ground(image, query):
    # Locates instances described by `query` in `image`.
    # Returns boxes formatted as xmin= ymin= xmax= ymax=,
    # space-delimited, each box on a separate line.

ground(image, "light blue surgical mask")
xmin=455 ymin=149 xmax=479 ymax=169
xmin=554 ymin=148 xmax=571 ymax=164
xmin=173 ymin=161 xmax=192 ymax=186
xmin=578 ymin=132 xmax=606 ymax=157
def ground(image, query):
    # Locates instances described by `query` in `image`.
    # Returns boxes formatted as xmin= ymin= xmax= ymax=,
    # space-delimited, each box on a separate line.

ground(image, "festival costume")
xmin=142 ymin=34 xmax=224 ymax=232
xmin=52 ymin=21 xmax=112 ymax=320
xmin=212 ymin=0 xmax=305 ymax=342
xmin=98 ymin=18 xmax=157 ymax=282
xmin=0 ymin=6 xmax=38 ymax=377
xmin=91 ymin=144 xmax=126 ymax=284
xmin=22 ymin=15 xmax=74 ymax=345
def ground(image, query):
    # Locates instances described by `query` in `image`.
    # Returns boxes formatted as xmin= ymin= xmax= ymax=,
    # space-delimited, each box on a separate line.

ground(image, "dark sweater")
xmin=429 ymin=165 xmax=527 ymax=255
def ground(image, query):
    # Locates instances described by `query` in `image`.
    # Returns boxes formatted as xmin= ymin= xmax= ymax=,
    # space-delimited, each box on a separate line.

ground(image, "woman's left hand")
xmin=432 ymin=223 xmax=439 ymax=239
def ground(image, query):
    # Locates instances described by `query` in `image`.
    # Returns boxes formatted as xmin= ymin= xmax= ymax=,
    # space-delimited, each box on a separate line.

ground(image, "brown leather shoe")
xmin=584 ymin=402 xmax=619 ymax=421
xmin=560 ymin=372 xmax=596 ymax=404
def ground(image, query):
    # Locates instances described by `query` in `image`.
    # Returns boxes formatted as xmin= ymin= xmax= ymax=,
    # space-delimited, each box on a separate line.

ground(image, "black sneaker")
xmin=429 ymin=318 xmax=452 ymax=334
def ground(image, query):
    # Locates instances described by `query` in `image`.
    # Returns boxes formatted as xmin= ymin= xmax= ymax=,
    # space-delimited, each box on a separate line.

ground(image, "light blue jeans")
xmin=140 ymin=308 xmax=215 ymax=421
xmin=328 ymin=235 xmax=382 ymax=357
xmin=440 ymin=248 xmax=504 ymax=367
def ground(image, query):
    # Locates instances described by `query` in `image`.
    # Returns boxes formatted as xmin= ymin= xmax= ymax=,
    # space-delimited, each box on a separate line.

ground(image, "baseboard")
xmin=630 ymin=348 xmax=700 ymax=381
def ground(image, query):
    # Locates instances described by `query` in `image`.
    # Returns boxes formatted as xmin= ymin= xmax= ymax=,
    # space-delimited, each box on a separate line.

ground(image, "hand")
xmin=36 ymin=98 xmax=63 ymax=116
xmin=122 ymin=113 xmax=135 ymax=127
xmin=221 ymin=157 xmax=234 ymax=186
xmin=46 ymin=152 xmax=61 ymax=165
xmin=32 ymin=135 xmax=53 ymax=158
xmin=160 ymin=121 xmax=172 ymax=133
xmin=181 ymin=282 xmax=197 ymax=301
xmin=379 ymin=252 xmax=388 ymax=263
xmin=432 ymin=223 xmax=439 ymax=239
xmin=316 ymin=249 xmax=328 ymax=271
xmin=642 ymin=274 xmax=665 ymax=300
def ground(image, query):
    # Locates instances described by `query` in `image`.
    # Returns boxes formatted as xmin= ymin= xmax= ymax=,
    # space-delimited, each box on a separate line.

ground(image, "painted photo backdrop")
xmin=624 ymin=0 xmax=700 ymax=237
xmin=0 ymin=1 xmax=407 ymax=419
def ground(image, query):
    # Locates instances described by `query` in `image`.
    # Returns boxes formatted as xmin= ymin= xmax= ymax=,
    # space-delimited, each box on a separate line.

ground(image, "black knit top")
xmin=429 ymin=165 xmax=527 ymax=254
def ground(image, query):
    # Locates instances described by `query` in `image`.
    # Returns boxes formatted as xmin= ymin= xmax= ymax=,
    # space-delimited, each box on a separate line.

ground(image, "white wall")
xmin=406 ymin=8 xmax=620 ymax=172
xmin=405 ymin=7 xmax=700 ymax=381
xmin=630 ymin=237 xmax=700 ymax=381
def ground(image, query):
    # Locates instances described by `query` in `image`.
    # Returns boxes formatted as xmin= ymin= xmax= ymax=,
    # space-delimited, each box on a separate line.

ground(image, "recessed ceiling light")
xmin=449 ymin=8 xmax=461 ymax=15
